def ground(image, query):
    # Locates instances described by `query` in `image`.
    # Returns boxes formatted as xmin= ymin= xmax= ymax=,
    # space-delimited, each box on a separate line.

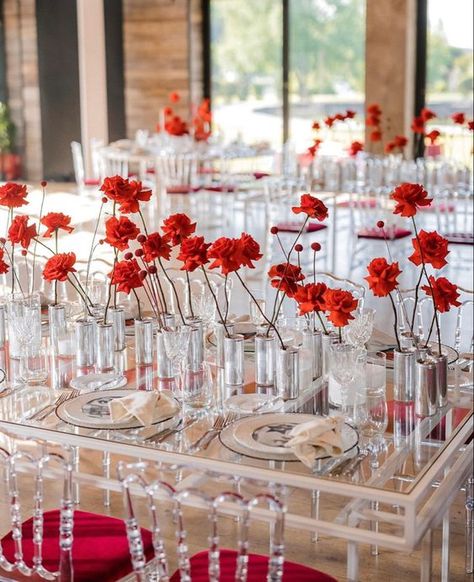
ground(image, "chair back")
xmin=118 ymin=461 xmax=286 ymax=582
xmin=71 ymin=141 xmax=85 ymax=187
xmin=315 ymin=271 xmax=365 ymax=312
xmin=90 ymin=137 xmax=105 ymax=180
xmin=0 ymin=442 xmax=74 ymax=580
xmin=156 ymin=152 xmax=199 ymax=191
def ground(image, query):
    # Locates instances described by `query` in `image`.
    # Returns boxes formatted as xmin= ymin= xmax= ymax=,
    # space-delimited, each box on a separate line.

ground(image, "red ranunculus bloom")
xmin=394 ymin=135 xmax=408 ymax=148
xmin=369 ymin=130 xmax=382 ymax=142
xmin=451 ymin=112 xmax=465 ymax=125
xmin=237 ymin=233 xmax=263 ymax=269
xmin=468 ymin=120 xmax=474 ymax=131
xmin=208 ymin=237 xmax=242 ymax=275
xmin=324 ymin=116 xmax=335 ymax=128
xmin=0 ymin=249 xmax=9 ymax=274
xmin=100 ymin=175 xmax=133 ymax=203
xmin=104 ymin=216 xmax=140 ymax=251
xmin=391 ymin=182 xmax=432 ymax=217
xmin=41 ymin=212 xmax=74 ymax=237
xmin=365 ymin=114 xmax=380 ymax=127
xmin=165 ymin=115 xmax=188 ymax=136
xmin=422 ymin=276 xmax=461 ymax=313
xmin=324 ymin=288 xmax=358 ymax=327
xmin=110 ymin=259 xmax=143 ymax=295
xmin=268 ymin=262 xmax=305 ymax=297
xmin=43 ymin=252 xmax=76 ymax=282
xmin=335 ymin=113 xmax=345 ymax=121
xmin=0 ymin=182 xmax=28 ymax=208
xmin=425 ymin=130 xmax=440 ymax=145
xmin=345 ymin=109 xmax=356 ymax=119
xmin=141 ymin=232 xmax=172 ymax=262
xmin=365 ymin=258 xmax=401 ymax=297
xmin=409 ymin=230 xmax=449 ymax=269
xmin=293 ymin=282 xmax=328 ymax=315
xmin=118 ymin=180 xmax=152 ymax=214
xmin=420 ymin=108 xmax=436 ymax=122
xmin=384 ymin=141 xmax=396 ymax=154
xmin=411 ymin=116 xmax=425 ymax=134
xmin=177 ymin=235 xmax=210 ymax=271
xmin=169 ymin=91 xmax=180 ymax=103
xmin=367 ymin=103 xmax=382 ymax=116
xmin=162 ymin=213 xmax=196 ymax=246
xmin=8 ymin=215 xmax=38 ymax=249
xmin=348 ymin=141 xmax=364 ymax=157
xmin=292 ymin=193 xmax=328 ymax=221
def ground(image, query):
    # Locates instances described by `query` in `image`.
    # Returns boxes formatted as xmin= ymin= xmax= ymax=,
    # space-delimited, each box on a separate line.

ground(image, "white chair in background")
xmin=70 ymin=141 xmax=101 ymax=194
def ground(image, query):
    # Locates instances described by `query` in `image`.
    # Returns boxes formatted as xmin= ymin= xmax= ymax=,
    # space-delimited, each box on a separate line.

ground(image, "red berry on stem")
xmin=124 ymin=252 xmax=133 ymax=260
xmin=270 ymin=226 xmax=279 ymax=235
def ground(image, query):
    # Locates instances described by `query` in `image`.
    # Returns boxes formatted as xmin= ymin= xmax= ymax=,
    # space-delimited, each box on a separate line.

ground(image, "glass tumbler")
xmin=180 ymin=361 xmax=214 ymax=408
xmin=360 ymin=351 xmax=388 ymax=436
xmin=20 ymin=346 xmax=49 ymax=385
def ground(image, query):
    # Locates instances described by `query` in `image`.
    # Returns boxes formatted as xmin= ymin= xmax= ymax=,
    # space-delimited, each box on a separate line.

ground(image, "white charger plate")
xmin=220 ymin=413 xmax=358 ymax=462
xmin=56 ymin=389 xmax=179 ymax=430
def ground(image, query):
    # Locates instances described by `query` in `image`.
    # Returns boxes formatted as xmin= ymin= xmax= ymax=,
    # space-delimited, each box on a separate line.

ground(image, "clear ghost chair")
xmin=118 ymin=461 xmax=336 ymax=582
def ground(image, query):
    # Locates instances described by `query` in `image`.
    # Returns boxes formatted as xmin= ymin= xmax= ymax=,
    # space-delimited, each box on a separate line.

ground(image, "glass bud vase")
xmin=0 ymin=304 xmax=6 ymax=349
xmin=393 ymin=348 xmax=416 ymax=402
xmin=134 ymin=318 xmax=153 ymax=366
xmin=302 ymin=328 xmax=322 ymax=382
xmin=96 ymin=322 xmax=114 ymax=372
xmin=433 ymin=353 xmax=448 ymax=408
xmin=255 ymin=332 xmax=275 ymax=387
xmin=322 ymin=331 xmax=339 ymax=381
xmin=109 ymin=307 xmax=126 ymax=352
xmin=415 ymin=358 xmax=437 ymax=417
xmin=185 ymin=316 xmax=204 ymax=372
xmin=156 ymin=329 xmax=173 ymax=379
xmin=276 ymin=346 xmax=300 ymax=400
xmin=215 ymin=321 xmax=234 ymax=368
xmin=75 ymin=318 xmax=97 ymax=368
xmin=49 ymin=304 xmax=67 ymax=354
xmin=224 ymin=333 xmax=244 ymax=385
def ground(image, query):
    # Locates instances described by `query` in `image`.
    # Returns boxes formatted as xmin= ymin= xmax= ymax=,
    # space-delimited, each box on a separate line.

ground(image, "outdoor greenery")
xmin=0 ymin=102 xmax=16 ymax=153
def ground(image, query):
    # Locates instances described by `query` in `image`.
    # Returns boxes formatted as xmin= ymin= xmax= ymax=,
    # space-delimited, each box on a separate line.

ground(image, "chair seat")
xmin=84 ymin=178 xmax=101 ymax=186
xmin=338 ymin=199 xmax=377 ymax=209
xmin=169 ymin=549 xmax=337 ymax=582
xmin=357 ymin=227 xmax=411 ymax=240
xmin=445 ymin=232 xmax=473 ymax=245
xmin=1 ymin=509 xmax=153 ymax=582
xmin=202 ymin=184 xmax=237 ymax=193
xmin=167 ymin=185 xmax=201 ymax=194
xmin=276 ymin=222 xmax=327 ymax=233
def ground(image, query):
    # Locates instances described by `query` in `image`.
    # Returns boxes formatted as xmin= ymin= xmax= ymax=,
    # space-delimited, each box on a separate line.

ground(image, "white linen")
xmin=109 ymin=391 xmax=176 ymax=427
xmin=285 ymin=415 xmax=344 ymax=468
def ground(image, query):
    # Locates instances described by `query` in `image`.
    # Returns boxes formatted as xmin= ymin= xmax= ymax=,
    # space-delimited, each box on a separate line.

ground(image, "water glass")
xmin=20 ymin=346 xmax=49 ymax=385
xmin=7 ymin=292 xmax=42 ymax=359
xmin=329 ymin=343 xmax=360 ymax=416
xmin=180 ymin=361 xmax=214 ymax=408
xmin=163 ymin=325 xmax=191 ymax=376
xmin=249 ymin=289 xmax=266 ymax=326
xmin=361 ymin=351 xmax=388 ymax=436
xmin=344 ymin=307 xmax=375 ymax=349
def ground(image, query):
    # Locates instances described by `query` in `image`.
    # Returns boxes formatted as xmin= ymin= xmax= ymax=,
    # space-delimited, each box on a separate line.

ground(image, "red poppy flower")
xmin=162 ymin=213 xmax=196 ymax=246
xmin=0 ymin=182 xmax=28 ymax=208
xmin=104 ymin=216 xmax=140 ymax=251
xmin=208 ymin=237 xmax=242 ymax=275
xmin=384 ymin=141 xmax=396 ymax=154
xmin=293 ymin=282 xmax=328 ymax=315
xmin=420 ymin=108 xmax=436 ymax=122
xmin=367 ymin=103 xmax=382 ymax=116
xmin=312 ymin=121 xmax=321 ymax=131
xmin=41 ymin=212 xmax=74 ymax=237
xmin=141 ymin=232 xmax=172 ymax=262
xmin=268 ymin=262 xmax=305 ymax=297
xmin=109 ymin=259 xmax=143 ymax=295
xmin=348 ymin=141 xmax=364 ymax=157
xmin=177 ymin=235 xmax=210 ymax=271
xmin=0 ymin=249 xmax=9 ymax=274
xmin=169 ymin=91 xmax=180 ymax=104
xmin=43 ymin=252 xmax=76 ymax=282
xmin=451 ymin=112 xmax=465 ymax=125
xmin=425 ymin=129 xmax=441 ymax=145
xmin=409 ymin=230 xmax=449 ymax=269
xmin=237 ymin=233 xmax=262 ymax=268
xmin=324 ymin=288 xmax=358 ymax=327
xmin=394 ymin=135 xmax=408 ymax=148
xmin=411 ymin=116 xmax=425 ymax=134
xmin=292 ymin=193 xmax=328 ymax=221
xmin=365 ymin=258 xmax=401 ymax=297
xmin=8 ymin=215 xmax=38 ymax=249
xmin=324 ymin=116 xmax=335 ymax=128
xmin=422 ymin=276 xmax=461 ymax=313
xmin=369 ymin=130 xmax=382 ymax=142
xmin=391 ymin=182 xmax=432 ymax=217
xmin=345 ymin=109 xmax=356 ymax=119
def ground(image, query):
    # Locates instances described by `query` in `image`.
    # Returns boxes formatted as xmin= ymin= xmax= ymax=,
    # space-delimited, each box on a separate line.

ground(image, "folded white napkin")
xmin=285 ymin=416 xmax=344 ymax=468
xmin=109 ymin=391 xmax=176 ymax=426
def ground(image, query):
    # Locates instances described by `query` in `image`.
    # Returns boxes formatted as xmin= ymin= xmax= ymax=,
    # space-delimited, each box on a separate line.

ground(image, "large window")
xmin=209 ymin=0 xmax=366 ymax=151
xmin=426 ymin=0 xmax=473 ymax=161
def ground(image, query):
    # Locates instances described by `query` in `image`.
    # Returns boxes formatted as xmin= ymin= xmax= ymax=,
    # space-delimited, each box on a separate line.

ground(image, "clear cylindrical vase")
xmin=109 ymin=307 xmax=126 ymax=351
xmin=49 ymin=304 xmax=67 ymax=354
xmin=75 ymin=318 xmax=97 ymax=368
xmin=302 ymin=328 xmax=322 ymax=381
xmin=96 ymin=323 xmax=114 ymax=372
xmin=276 ymin=346 xmax=300 ymax=400
xmin=156 ymin=329 xmax=173 ymax=379
xmin=224 ymin=334 xmax=244 ymax=385
xmin=215 ymin=321 xmax=234 ymax=368
xmin=433 ymin=353 xmax=448 ymax=408
xmin=186 ymin=316 xmax=204 ymax=372
xmin=393 ymin=348 xmax=416 ymax=401
xmin=255 ymin=332 xmax=275 ymax=387
xmin=415 ymin=359 xmax=437 ymax=417
xmin=135 ymin=318 xmax=154 ymax=366
xmin=0 ymin=304 xmax=6 ymax=349
xmin=322 ymin=331 xmax=339 ymax=381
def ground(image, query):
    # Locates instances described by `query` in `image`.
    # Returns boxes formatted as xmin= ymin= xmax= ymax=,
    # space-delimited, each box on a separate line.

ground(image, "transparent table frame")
xmin=0 ymin=345 xmax=472 ymax=582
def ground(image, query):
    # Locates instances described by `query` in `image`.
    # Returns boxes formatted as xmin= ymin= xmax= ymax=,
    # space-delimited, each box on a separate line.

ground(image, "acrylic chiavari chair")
xmin=118 ymin=461 xmax=337 ymax=582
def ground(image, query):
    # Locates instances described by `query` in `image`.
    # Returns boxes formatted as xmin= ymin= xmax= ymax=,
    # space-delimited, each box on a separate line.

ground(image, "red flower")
xmin=177 ymin=235 xmax=210 ymax=271
xmin=165 ymin=115 xmax=188 ymax=136
xmin=420 ymin=108 xmax=436 ymax=122
xmin=101 ymin=175 xmax=132 ymax=202
xmin=324 ymin=288 xmax=358 ymax=327
xmin=335 ymin=113 xmax=345 ymax=121
xmin=366 ymin=115 xmax=380 ymax=127
xmin=100 ymin=176 xmax=151 ymax=213
xmin=425 ymin=130 xmax=440 ymax=145
xmin=0 ymin=249 xmax=9 ymax=274
xmin=307 ymin=139 xmax=322 ymax=157
xmin=163 ymin=106 xmax=173 ymax=117
xmin=268 ymin=262 xmax=305 ymax=297
xmin=365 ymin=258 xmax=401 ymax=297
xmin=43 ymin=252 xmax=76 ymax=282
xmin=468 ymin=120 xmax=474 ymax=131
xmin=162 ymin=213 xmax=196 ymax=245
xmin=324 ymin=116 xmax=335 ymax=128
xmin=169 ymin=91 xmax=181 ymax=103
xmin=451 ymin=112 xmax=465 ymax=125
xmin=110 ymin=259 xmax=143 ymax=294
xmin=208 ymin=237 xmax=242 ymax=275
xmin=394 ymin=135 xmax=408 ymax=148
xmin=293 ymin=282 xmax=328 ymax=315
xmin=312 ymin=121 xmax=321 ymax=130
xmin=384 ymin=141 xmax=396 ymax=154
xmin=422 ymin=276 xmax=461 ymax=313
xmin=0 ymin=182 xmax=28 ymax=208
xmin=367 ymin=103 xmax=382 ymax=116
xmin=41 ymin=212 xmax=74 ymax=237
xmin=409 ymin=230 xmax=449 ymax=269
xmin=8 ymin=215 xmax=37 ymax=249
xmin=104 ymin=216 xmax=140 ymax=251
xmin=292 ymin=193 xmax=328 ymax=221
xmin=345 ymin=109 xmax=356 ymax=119
xmin=369 ymin=130 xmax=382 ymax=142
xmin=348 ymin=141 xmax=364 ymax=157
xmin=237 ymin=233 xmax=262 ymax=269
xmin=141 ymin=232 xmax=172 ymax=262
xmin=391 ymin=182 xmax=432 ymax=217
xmin=411 ymin=116 xmax=425 ymax=134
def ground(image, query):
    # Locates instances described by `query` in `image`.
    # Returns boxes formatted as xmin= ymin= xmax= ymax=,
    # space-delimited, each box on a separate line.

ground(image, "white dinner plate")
xmin=56 ymin=389 xmax=179 ymax=430
xmin=219 ymin=413 xmax=359 ymax=462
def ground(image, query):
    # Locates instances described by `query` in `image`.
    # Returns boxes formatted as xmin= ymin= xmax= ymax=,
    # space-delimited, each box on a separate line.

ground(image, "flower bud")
xmin=270 ymin=226 xmax=279 ymax=235
xmin=135 ymin=248 xmax=144 ymax=258
xmin=21 ymin=249 xmax=27 ymax=256
xmin=101 ymin=196 xmax=108 ymax=204
xmin=124 ymin=252 xmax=133 ymax=260
xmin=377 ymin=220 xmax=385 ymax=228
xmin=295 ymin=244 xmax=303 ymax=252
xmin=0 ymin=237 xmax=5 ymax=245
xmin=138 ymin=270 xmax=147 ymax=281
xmin=148 ymin=265 xmax=157 ymax=274
xmin=137 ymin=234 xmax=146 ymax=244
xmin=311 ymin=242 xmax=321 ymax=252
xmin=40 ymin=180 xmax=47 ymax=188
